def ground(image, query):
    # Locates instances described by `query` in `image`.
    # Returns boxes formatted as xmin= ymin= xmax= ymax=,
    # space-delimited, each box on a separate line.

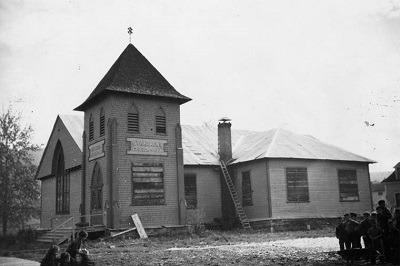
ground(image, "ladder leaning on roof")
xmin=219 ymin=160 xmax=251 ymax=230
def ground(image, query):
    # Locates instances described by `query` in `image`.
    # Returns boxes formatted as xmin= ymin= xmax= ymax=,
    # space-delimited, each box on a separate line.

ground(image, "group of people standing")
xmin=336 ymin=200 xmax=400 ymax=264
xmin=40 ymin=230 xmax=95 ymax=266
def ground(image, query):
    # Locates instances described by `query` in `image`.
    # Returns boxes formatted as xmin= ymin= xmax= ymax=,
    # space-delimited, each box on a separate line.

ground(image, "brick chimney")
xmin=218 ymin=117 xmax=232 ymax=163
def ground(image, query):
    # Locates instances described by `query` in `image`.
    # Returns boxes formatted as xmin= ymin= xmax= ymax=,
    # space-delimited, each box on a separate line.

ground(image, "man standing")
xmin=357 ymin=212 xmax=372 ymax=248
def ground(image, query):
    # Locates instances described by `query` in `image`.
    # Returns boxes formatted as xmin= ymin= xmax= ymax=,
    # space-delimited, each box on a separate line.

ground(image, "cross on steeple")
xmin=128 ymin=27 xmax=133 ymax=43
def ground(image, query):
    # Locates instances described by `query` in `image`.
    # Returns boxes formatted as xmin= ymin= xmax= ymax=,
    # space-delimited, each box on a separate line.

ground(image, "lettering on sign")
xmin=88 ymin=140 xmax=105 ymax=161
xmin=127 ymin=138 xmax=167 ymax=156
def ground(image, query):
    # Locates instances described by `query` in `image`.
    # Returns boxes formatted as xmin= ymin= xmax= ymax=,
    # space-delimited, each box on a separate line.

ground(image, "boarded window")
xmin=184 ymin=174 xmax=197 ymax=209
xmin=338 ymin=170 xmax=359 ymax=201
xmin=132 ymin=163 xmax=164 ymax=205
xmin=90 ymin=163 xmax=103 ymax=211
xmin=286 ymin=168 xmax=309 ymax=202
xmin=128 ymin=105 xmax=139 ymax=133
xmin=89 ymin=114 xmax=94 ymax=141
xmin=155 ymin=108 xmax=166 ymax=134
xmin=99 ymin=108 xmax=105 ymax=137
xmin=54 ymin=142 xmax=70 ymax=214
xmin=242 ymin=171 xmax=252 ymax=206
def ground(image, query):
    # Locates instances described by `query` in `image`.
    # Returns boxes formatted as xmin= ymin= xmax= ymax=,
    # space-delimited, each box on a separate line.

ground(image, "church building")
xmin=36 ymin=43 xmax=375 ymax=233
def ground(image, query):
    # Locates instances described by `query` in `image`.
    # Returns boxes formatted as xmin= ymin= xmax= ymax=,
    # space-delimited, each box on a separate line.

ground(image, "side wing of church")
xmin=36 ymin=43 xmax=375 ymax=232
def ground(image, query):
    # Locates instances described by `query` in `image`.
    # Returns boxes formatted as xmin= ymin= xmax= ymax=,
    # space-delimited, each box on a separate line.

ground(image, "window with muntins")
xmin=242 ymin=171 xmax=253 ymax=206
xmin=286 ymin=167 xmax=309 ymax=202
xmin=89 ymin=114 xmax=94 ymax=141
xmin=99 ymin=108 xmax=105 ymax=137
xmin=128 ymin=105 xmax=139 ymax=133
xmin=338 ymin=170 xmax=359 ymax=201
xmin=91 ymin=163 xmax=103 ymax=211
xmin=132 ymin=163 xmax=164 ymax=205
xmin=53 ymin=142 xmax=70 ymax=214
xmin=155 ymin=107 xmax=166 ymax=134
xmin=184 ymin=174 xmax=197 ymax=209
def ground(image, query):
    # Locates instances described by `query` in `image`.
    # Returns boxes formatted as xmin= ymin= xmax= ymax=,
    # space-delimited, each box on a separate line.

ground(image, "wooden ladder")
xmin=219 ymin=160 xmax=251 ymax=230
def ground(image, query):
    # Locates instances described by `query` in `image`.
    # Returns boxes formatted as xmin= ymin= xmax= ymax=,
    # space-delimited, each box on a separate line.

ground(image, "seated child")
xmin=78 ymin=249 xmax=95 ymax=266
xmin=59 ymin=252 xmax=72 ymax=266
xmin=40 ymin=245 xmax=60 ymax=266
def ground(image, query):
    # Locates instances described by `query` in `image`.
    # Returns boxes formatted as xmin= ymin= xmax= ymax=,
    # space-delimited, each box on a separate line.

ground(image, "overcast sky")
xmin=1 ymin=0 xmax=399 ymax=175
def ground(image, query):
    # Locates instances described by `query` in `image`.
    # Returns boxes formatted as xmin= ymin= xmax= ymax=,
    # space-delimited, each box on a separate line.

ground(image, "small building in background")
xmin=381 ymin=162 xmax=400 ymax=208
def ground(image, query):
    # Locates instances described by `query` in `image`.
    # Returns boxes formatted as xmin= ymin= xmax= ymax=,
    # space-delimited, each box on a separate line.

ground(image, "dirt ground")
xmin=9 ymin=229 xmax=348 ymax=265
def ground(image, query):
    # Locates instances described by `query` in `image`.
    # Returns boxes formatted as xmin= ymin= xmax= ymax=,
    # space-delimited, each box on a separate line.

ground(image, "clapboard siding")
xmin=84 ymin=94 xmax=182 ymax=228
xmin=268 ymin=159 xmax=372 ymax=218
xmin=232 ymin=160 xmax=271 ymax=219
xmin=184 ymin=166 xmax=221 ymax=224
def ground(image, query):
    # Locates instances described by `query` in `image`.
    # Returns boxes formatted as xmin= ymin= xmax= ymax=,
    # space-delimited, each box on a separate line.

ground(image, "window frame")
xmin=155 ymin=107 xmax=166 ymax=134
xmin=132 ymin=163 xmax=165 ymax=206
xmin=286 ymin=167 xmax=310 ymax=203
xmin=127 ymin=104 xmax=140 ymax=134
xmin=89 ymin=114 xmax=94 ymax=141
xmin=90 ymin=163 xmax=103 ymax=211
xmin=99 ymin=108 xmax=105 ymax=137
xmin=242 ymin=170 xmax=253 ymax=206
xmin=184 ymin=173 xmax=197 ymax=209
xmin=337 ymin=169 xmax=360 ymax=202
xmin=54 ymin=142 xmax=70 ymax=214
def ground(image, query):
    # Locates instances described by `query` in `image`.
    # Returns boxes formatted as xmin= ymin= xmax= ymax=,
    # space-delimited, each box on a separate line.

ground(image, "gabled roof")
xmin=181 ymin=125 xmax=254 ymax=165
xmin=231 ymin=128 xmax=375 ymax=164
xmin=35 ymin=115 xmax=83 ymax=180
xmin=381 ymin=171 xmax=399 ymax=183
xmin=75 ymin=44 xmax=191 ymax=111
xmin=59 ymin=115 xmax=84 ymax=151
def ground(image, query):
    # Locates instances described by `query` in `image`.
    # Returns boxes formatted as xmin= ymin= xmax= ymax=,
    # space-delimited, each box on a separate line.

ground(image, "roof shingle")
xmin=75 ymin=44 xmax=191 ymax=111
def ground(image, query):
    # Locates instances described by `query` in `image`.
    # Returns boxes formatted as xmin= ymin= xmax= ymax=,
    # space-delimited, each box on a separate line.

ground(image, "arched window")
xmin=99 ymin=108 xmax=105 ymax=137
xmin=91 ymin=163 xmax=103 ymax=211
xmin=155 ymin=107 xmax=166 ymax=134
xmin=89 ymin=114 xmax=94 ymax=141
xmin=128 ymin=104 xmax=139 ymax=133
xmin=53 ymin=141 xmax=70 ymax=214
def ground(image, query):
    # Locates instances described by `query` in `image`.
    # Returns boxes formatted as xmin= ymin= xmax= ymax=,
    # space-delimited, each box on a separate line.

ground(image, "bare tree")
xmin=0 ymin=107 xmax=40 ymax=234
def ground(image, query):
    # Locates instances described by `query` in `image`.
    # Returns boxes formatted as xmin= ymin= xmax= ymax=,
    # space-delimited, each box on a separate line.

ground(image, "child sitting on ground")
xmin=66 ymin=230 xmax=88 ymax=261
xmin=78 ymin=249 xmax=95 ymax=266
xmin=59 ymin=252 xmax=72 ymax=266
xmin=40 ymin=245 xmax=60 ymax=266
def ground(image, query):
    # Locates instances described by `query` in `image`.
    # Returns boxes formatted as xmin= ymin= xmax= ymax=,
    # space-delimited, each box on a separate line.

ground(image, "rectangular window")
xmin=184 ymin=174 xmax=197 ymax=209
xmin=56 ymin=172 xmax=70 ymax=213
xmin=156 ymin=116 xmax=166 ymax=134
xmin=242 ymin=171 xmax=252 ymax=206
xmin=132 ymin=163 xmax=164 ymax=205
xmin=338 ymin=169 xmax=359 ymax=201
xmin=286 ymin=167 xmax=309 ymax=202
xmin=128 ymin=113 xmax=139 ymax=133
xmin=395 ymin=193 xmax=400 ymax=207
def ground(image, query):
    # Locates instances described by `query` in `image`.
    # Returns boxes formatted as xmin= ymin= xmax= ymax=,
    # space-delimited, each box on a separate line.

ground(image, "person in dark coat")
xmin=350 ymin=212 xmax=362 ymax=248
xmin=336 ymin=216 xmax=347 ymax=250
xmin=393 ymin=208 xmax=400 ymax=231
xmin=40 ymin=245 xmax=60 ymax=266
xmin=344 ymin=213 xmax=359 ymax=249
xmin=66 ymin=230 xmax=88 ymax=260
xmin=376 ymin=200 xmax=392 ymax=262
xmin=59 ymin=252 xmax=72 ymax=266
xmin=357 ymin=211 xmax=372 ymax=248
xmin=368 ymin=219 xmax=385 ymax=265
xmin=388 ymin=220 xmax=400 ymax=265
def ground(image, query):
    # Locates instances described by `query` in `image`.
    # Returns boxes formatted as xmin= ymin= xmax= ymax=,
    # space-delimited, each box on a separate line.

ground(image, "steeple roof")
xmin=75 ymin=43 xmax=191 ymax=111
